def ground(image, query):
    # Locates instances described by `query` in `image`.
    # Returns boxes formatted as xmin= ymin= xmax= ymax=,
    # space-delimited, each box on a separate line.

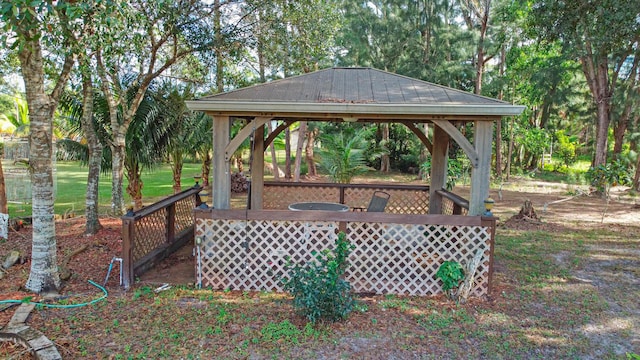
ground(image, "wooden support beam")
xmin=432 ymin=119 xmax=478 ymax=168
xmin=225 ymin=117 xmax=272 ymax=162
xmin=469 ymin=121 xmax=493 ymax=216
xmin=251 ymin=124 xmax=265 ymax=210
xmin=429 ymin=125 xmax=449 ymax=214
xmin=213 ymin=116 xmax=231 ymax=209
xmin=404 ymin=122 xmax=433 ymax=155
xmin=265 ymin=120 xmax=295 ymax=148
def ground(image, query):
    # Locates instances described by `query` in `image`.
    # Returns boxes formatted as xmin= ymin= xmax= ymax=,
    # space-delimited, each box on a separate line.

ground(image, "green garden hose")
xmin=0 ymin=280 xmax=107 ymax=309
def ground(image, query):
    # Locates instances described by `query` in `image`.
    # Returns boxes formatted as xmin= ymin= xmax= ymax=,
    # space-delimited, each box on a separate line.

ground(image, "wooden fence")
xmin=121 ymin=186 xmax=202 ymax=288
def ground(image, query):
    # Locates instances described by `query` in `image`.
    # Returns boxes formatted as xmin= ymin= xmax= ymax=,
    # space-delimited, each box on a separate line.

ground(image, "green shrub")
xmin=282 ymin=232 xmax=355 ymax=323
xmin=435 ymin=260 xmax=465 ymax=298
xmin=586 ymin=160 xmax=631 ymax=196
xmin=420 ymin=158 xmax=464 ymax=190
xmin=555 ymin=130 xmax=578 ymax=169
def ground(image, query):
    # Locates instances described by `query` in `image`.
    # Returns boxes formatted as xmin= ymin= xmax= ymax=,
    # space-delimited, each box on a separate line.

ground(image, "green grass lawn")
xmin=5 ymin=161 xmax=204 ymax=217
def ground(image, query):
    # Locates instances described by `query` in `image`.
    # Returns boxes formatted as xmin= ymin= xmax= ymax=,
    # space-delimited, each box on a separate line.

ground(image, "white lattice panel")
xmin=197 ymin=219 xmax=340 ymax=291
xmin=196 ymin=218 xmax=491 ymax=297
xmin=346 ymin=222 xmax=490 ymax=296
xmin=197 ymin=218 xmax=248 ymax=289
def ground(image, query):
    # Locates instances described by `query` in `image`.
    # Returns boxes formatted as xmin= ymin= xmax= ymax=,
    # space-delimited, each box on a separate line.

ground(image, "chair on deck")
xmin=352 ymin=191 xmax=390 ymax=212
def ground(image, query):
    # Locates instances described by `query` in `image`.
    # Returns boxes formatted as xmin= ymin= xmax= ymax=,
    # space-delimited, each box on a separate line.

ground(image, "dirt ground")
xmin=1 ymin=177 xmax=639 ymax=358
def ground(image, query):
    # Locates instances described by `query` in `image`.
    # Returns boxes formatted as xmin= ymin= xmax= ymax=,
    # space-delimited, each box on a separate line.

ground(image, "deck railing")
xmin=437 ymin=189 xmax=470 ymax=215
xmin=121 ymin=186 xmax=202 ymax=288
xmin=263 ymin=182 xmax=430 ymax=214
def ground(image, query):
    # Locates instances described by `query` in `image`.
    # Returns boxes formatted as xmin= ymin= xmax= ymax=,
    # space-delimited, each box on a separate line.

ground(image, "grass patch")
xmin=5 ymin=160 xmax=203 ymax=217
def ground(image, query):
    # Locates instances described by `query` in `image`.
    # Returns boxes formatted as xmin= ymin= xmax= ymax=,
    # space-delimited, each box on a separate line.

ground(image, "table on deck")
xmin=288 ymin=202 xmax=349 ymax=212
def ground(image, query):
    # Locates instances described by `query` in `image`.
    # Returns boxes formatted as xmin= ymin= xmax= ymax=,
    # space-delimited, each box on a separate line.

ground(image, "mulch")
xmin=0 ymin=217 xmax=123 ymax=327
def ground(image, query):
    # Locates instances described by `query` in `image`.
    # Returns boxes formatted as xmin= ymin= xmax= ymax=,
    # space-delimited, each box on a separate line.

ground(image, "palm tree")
xmin=316 ymin=127 xmax=380 ymax=184
xmin=59 ymin=79 xmax=182 ymax=211
xmin=0 ymin=96 xmax=29 ymax=137
xmin=58 ymin=73 xmax=110 ymax=235
xmin=124 ymin=82 xmax=182 ymax=209
xmin=163 ymin=84 xmax=211 ymax=194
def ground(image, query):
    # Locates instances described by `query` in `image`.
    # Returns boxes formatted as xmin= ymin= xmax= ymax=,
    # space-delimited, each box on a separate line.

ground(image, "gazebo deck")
xmin=193 ymin=182 xmax=493 ymax=297
xmin=122 ymin=182 xmax=492 ymax=297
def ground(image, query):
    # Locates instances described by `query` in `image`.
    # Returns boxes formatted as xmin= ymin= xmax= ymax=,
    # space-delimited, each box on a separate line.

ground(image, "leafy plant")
xmin=316 ymin=128 xmax=378 ymax=183
xmin=420 ymin=158 xmax=463 ymax=190
xmin=586 ymin=160 xmax=631 ymax=197
xmin=260 ymin=320 xmax=302 ymax=344
xmin=435 ymin=260 xmax=465 ymax=298
xmin=555 ymin=130 xmax=578 ymax=169
xmin=282 ymin=232 xmax=355 ymax=323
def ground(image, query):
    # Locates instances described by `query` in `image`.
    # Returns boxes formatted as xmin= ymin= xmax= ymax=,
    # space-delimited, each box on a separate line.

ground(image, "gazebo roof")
xmin=186 ymin=67 xmax=524 ymax=120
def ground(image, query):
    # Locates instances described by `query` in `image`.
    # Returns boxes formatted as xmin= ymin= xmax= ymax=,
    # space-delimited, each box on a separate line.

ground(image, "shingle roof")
xmin=187 ymin=67 xmax=524 ymax=119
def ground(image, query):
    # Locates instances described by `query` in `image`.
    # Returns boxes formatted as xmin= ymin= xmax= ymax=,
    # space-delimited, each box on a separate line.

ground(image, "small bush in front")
xmin=436 ymin=260 xmax=465 ymax=299
xmin=282 ymin=232 xmax=355 ymax=323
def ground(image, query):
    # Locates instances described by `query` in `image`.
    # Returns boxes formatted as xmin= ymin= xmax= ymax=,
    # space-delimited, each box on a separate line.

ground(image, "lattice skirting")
xmin=195 ymin=218 xmax=492 ymax=297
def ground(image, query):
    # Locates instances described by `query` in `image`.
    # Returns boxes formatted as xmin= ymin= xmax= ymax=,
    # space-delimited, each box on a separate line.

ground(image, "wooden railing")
xmin=121 ymin=186 xmax=202 ymax=288
xmin=263 ymin=182 xmax=430 ymax=214
xmin=437 ymin=189 xmax=469 ymax=216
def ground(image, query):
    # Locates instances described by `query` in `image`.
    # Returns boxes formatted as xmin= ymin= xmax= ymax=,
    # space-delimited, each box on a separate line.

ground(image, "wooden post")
xmin=213 ymin=116 xmax=231 ymax=209
xmin=469 ymin=121 xmax=493 ymax=215
xmin=251 ymin=123 xmax=265 ymax=210
xmin=429 ymin=124 xmax=449 ymax=214
xmin=166 ymin=203 xmax=176 ymax=244
xmin=482 ymin=216 xmax=497 ymax=294
xmin=121 ymin=217 xmax=135 ymax=289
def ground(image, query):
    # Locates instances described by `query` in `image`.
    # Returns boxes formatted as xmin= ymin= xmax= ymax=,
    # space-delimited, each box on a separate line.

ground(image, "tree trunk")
xmin=496 ymin=45 xmax=506 ymax=179
xmin=612 ymin=55 xmax=639 ymax=157
xmin=285 ymin=128 xmax=292 ymax=179
xmin=126 ymin=161 xmax=143 ymax=210
xmin=305 ymin=127 xmax=317 ymax=177
xmin=581 ymin=48 xmax=611 ymax=168
xmin=96 ymin=53 xmax=127 ymax=216
xmin=506 ymin=117 xmax=515 ymax=180
xmin=80 ymin=63 xmax=103 ymax=235
xmin=111 ymin=142 xmax=126 ymax=214
xmin=0 ymin=143 xmax=6 ymax=214
xmin=172 ymin=150 xmax=183 ymax=194
xmin=593 ymin=99 xmax=611 ymax=168
xmin=461 ymin=0 xmax=492 ymax=95
xmin=201 ymin=151 xmax=211 ymax=188
xmin=20 ymin=36 xmax=72 ymax=293
xmin=634 ymin=154 xmax=640 ymax=191
xmin=268 ymin=122 xmax=279 ymax=180
xmin=380 ymin=123 xmax=390 ymax=172
xmin=214 ymin=0 xmax=224 ymax=93
xmin=418 ymin=123 xmax=429 ymax=180
xmin=294 ymin=122 xmax=306 ymax=182
xmin=632 ymin=115 xmax=640 ymax=191
xmin=612 ymin=107 xmax=631 ymax=157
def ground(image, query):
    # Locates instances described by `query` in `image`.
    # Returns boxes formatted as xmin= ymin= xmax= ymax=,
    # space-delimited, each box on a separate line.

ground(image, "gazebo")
xmin=185 ymin=67 xmax=524 ymax=297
